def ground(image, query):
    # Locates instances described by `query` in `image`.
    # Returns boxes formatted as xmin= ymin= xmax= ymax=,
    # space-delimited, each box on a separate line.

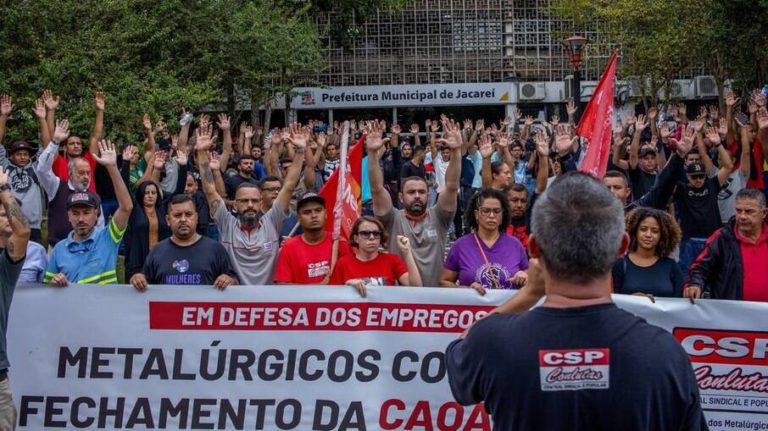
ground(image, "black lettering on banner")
xmin=200 ymin=343 xmax=227 ymax=381
xmin=126 ymin=397 xmax=154 ymax=428
xmin=420 ymin=351 xmax=446 ymax=383
xmin=343 ymin=402 xmax=366 ymax=431
xmin=70 ymin=396 xmax=96 ymax=428
xmin=258 ymin=349 xmax=284 ymax=381
xmin=117 ymin=347 xmax=143 ymax=379
xmin=392 ymin=351 xmax=419 ymax=382
xmin=158 ymin=398 xmax=189 ymax=428
xmin=228 ymin=349 xmax=256 ymax=381
xmin=173 ymin=348 xmax=196 ymax=380
xmin=249 ymin=399 xmax=276 ymax=429
xmin=285 ymin=349 xmax=297 ymax=381
xmin=327 ymin=351 xmax=354 ymax=382
xmin=356 ymin=349 xmax=381 ymax=382
xmin=276 ymin=399 xmax=301 ymax=429
xmin=313 ymin=400 xmax=339 ymax=430
xmin=218 ymin=399 xmax=247 ymax=429
xmin=44 ymin=396 xmax=68 ymax=428
xmin=299 ymin=349 xmax=324 ymax=381
xmin=98 ymin=397 xmax=125 ymax=428
xmin=58 ymin=347 xmax=88 ymax=378
xmin=191 ymin=398 xmax=217 ymax=429
xmin=90 ymin=347 xmax=115 ymax=378
xmin=19 ymin=396 xmax=44 ymax=426
xmin=140 ymin=348 xmax=170 ymax=380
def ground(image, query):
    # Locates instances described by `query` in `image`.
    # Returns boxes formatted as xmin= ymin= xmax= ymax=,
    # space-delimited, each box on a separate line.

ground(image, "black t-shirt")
xmin=446 ymin=304 xmax=705 ymax=431
xmin=224 ymin=174 xmax=259 ymax=200
xmin=612 ymin=256 xmax=684 ymax=298
xmin=400 ymin=161 xmax=425 ymax=181
xmin=674 ymin=178 xmax=723 ymax=239
xmin=628 ymin=165 xmax=657 ymax=200
xmin=142 ymin=236 xmax=238 ymax=285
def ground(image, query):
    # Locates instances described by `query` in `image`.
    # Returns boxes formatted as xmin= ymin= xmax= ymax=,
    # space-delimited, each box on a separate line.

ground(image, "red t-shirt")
xmin=52 ymin=151 xmax=97 ymax=192
xmin=330 ymin=252 xmax=409 ymax=286
xmin=273 ymin=233 xmax=350 ymax=284
xmin=736 ymin=224 xmax=768 ymax=302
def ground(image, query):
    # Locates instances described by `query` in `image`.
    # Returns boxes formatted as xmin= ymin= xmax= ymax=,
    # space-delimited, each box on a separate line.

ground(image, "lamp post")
xmin=563 ymin=35 xmax=589 ymax=123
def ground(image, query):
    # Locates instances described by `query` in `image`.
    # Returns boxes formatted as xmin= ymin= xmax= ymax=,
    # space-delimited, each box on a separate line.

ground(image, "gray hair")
xmin=735 ymin=188 xmax=766 ymax=208
xmin=531 ymin=172 xmax=625 ymax=284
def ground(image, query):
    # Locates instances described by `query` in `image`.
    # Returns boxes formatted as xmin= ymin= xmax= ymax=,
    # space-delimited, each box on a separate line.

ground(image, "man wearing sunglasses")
xmin=674 ymin=125 xmax=733 ymax=279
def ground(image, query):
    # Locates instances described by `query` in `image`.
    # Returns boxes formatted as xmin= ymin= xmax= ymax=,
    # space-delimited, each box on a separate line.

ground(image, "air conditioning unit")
xmin=519 ymin=82 xmax=547 ymax=101
xmin=694 ymin=76 xmax=719 ymax=99
xmin=658 ymin=79 xmax=693 ymax=100
xmin=580 ymin=84 xmax=597 ymax=101
xmin=563 ymin=75 xmax=574 ymax=100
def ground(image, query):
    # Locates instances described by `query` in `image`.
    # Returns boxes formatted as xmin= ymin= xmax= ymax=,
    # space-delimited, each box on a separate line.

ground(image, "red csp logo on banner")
xmin=674 ymin=328 xmax=768 ymax=366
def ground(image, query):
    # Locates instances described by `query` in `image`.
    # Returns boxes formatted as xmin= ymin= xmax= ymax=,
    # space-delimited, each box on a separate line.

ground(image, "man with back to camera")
xmin=446 ymin=172 xmax=706 ymax=430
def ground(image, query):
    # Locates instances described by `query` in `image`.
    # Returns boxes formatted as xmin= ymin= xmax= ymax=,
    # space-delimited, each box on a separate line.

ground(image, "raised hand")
xmin=195 ymin=124 xmax=213 ymax=151
xmin=0 ymin=95 xmax=12 ymax=117
xmin=647 ymin=107 xmax=659 ymax=121
xmin=217 ymin=113 xmax=230 ymax=131
xmin=709 ymin=105 xmax=720 ymax=121
xmin=673 ymin=126 xmax=695 ymax=156
xmin=757 ymin=108 xmax=768 ymax=131
xmin=153 ymin=151 xmax=167 ymax=169
xmin=171 ymin=134 xmax=179 ymax=150
xmin=175 ymin=148 xmax=189 ymax=166
xmin=462 ymin=119 xmax=473 ymax=130
xmin=244 ymin=126 xmax=255 ymax=139
xmin=43 ymin=89 xmax=60 ymax=111
xmin=33 ymin=98 xmax=46 ymax=119
xmin=478 ymin=133 xmax=493 ymax=159
xmin=474 ymin=119 xmax=484 ymax=131
xmin=199 ymin=113 xmax=210 ymax=129
xmin=566 ymin=101 xmax=577 ymax=116
xmin=365 ymin=120 xmax=389 ymax=152
xmin=179 ymin=109 xmax=193 ymax=126
xmin=430 ymin=119 xmax=440 ymax=133
xmin=94 ymin=140 xmax=117 ymax=167
xmin=154 ymin=119 xmax=166 ymax=134
xmin=718 ymin=118 xmax=728 ymax=137
xmin=395 ymin=235 xmax=411 ymax=254
xmin=0 ymin=166 xmax=9 ymax=188
xmin=410 ymin=123 xmax=420 ymax=134
xmin=524 ymin=115 xmax=534 ymax=127
xmin=208 ymin=151 xmax=221 ymax=171
xmin=725 ymin=91 xmax=739 ymax=109
xmin=122 ymin=145 xmax=138 ymax=162
xmin=497 ymin=132 xmax=510 ymax=148
xmin=753 ymin=90 xmax=767 ymax=108
xmin=52 ymin=119 xmax=70 ymax=143
xmin=705 ymin=126 xmax=721 ymax=146
xmin=551 ymin=114 xmax=560 ymax=126
xmin=659 ymin=122 xmax=671 ymax=139
xmin=286 ymin=122 xmax=310 ymax=150
xmin=677 ymin=103 xmax=687 ymax=119
xmin=635 ymin=114 xmax=648 ymax=132
xmin=502 ymin=115 xmax=513 ymax=127
xmin=554 ymin=124 xmax=576 ymax=153
xmin=437 ymin=117 xmax=462 ymax=149
xmin=142 ymin=113 xmax=152 ymax=131
xmin=94 ymin=91 xmax=106 ymax=111
xmin=534 ymin=132 xmax=549 ymax=157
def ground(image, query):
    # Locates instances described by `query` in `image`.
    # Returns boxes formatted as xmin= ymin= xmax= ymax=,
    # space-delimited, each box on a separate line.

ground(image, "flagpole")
xmin=324 ymin=122 xmax=350 ymax=284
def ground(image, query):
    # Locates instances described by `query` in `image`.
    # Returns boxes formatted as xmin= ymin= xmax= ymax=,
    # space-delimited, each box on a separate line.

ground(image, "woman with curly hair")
xmin=440 ymin=188 xmax=528 ymax=295
xmin=612 ymin=207 xmax=683 ymax=299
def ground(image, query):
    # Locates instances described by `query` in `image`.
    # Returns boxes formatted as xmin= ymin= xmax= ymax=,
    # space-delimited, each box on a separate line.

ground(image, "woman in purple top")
xmin=440 ymin=188 xmax=528 ymax=295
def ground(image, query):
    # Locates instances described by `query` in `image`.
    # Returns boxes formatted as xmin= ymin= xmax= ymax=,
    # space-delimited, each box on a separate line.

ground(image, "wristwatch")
xmin=0 ymin=184 xmax=10 ymax=193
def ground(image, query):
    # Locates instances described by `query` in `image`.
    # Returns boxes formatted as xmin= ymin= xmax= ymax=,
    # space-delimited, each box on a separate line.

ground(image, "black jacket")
xmin=685 ymin=219 xmax=743 ymax=300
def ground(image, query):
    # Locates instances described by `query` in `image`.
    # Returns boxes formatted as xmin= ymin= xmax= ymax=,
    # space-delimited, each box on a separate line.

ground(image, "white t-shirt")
xmin=717 ymin=169 xmax=746 ymax=223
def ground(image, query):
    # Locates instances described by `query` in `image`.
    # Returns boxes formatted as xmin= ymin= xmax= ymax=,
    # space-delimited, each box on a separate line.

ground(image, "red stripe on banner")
xmin=674 ymin=328 xmax=768 ymax=366
xmin=149 ymin=301 xmax=494 ymax=333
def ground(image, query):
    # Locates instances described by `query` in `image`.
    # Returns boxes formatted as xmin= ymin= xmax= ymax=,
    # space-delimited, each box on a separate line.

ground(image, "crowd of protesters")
xmin=0 ymin=89 xmax=766 ymax=302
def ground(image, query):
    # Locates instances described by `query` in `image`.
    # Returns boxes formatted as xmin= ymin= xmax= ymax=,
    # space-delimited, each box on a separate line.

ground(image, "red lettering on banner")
xmin=674 ymin=328 xmax=768 ymax=366
xmin=694 ymin=366 xmax=768 ymax=393
xmin=149 ymin=302 xmax=492 ymax=333
xmin=378 ymin=399 xmax=490 ymax=431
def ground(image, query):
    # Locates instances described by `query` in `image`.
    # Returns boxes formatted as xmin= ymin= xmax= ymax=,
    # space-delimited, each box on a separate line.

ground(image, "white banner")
xmin=291 ymin=83 xmax=513 ymax=109
xmin=7 ymin=285 xmax=768 ymax=430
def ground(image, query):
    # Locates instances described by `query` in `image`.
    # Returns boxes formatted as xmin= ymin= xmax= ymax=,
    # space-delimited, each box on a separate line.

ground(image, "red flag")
xmin=318 ymin=134 xmax=365 ymax=239
xmin=577 ymin=51 xmax=619 ymax=179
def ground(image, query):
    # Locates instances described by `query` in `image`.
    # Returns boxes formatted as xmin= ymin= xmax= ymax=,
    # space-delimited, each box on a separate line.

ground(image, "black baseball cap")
xmin=8 ymin=141 xmax=36 ymax=155
xmin=67 ymin=191 xmax=101 ymax=209
xmin=639 ymin=147 xmax=657 ymax=158
xmin=297 ymin=192 xmax=325 ymax=211
xmin=686 ymin=162 xmax=705 ymax=175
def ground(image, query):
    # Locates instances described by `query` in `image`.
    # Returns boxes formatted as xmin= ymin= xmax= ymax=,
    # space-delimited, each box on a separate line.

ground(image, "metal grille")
xmin=310 ymin=0 xmax=619 ymax=86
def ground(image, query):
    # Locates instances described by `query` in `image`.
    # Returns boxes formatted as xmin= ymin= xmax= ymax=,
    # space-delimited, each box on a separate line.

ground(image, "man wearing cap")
xmin=196 ymin=122 xmax=307 ymax=285
xmin=44 ymin=139 xmax=133 ymax=286
xmin=673 ymin=131 xmax=733 ymax=277
xmin=273 ymin=192 xmax=351 ymax=284
xmin=0 ymin=141 xmax=44 ymax=244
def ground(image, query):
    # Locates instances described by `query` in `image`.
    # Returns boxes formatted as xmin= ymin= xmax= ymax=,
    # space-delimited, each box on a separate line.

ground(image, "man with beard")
xmin=44 ymin=140 xmax=133 ymax=286
xmin=273 ymin=193 xmax=351 ymax=284
xmin=224 ymin=155 xmax=259 ymax=205
xmin=196 ymin=122 xmax=307 ymax=285
xmin=368 ymin=118 xmax=462 ymax=287
xmin=51 ymin=92 xmax=104 ymax=193
xmin=130 ymin=194 xmax=238 ymax=290
xmin=504 ymin=133 xmax=550 ymax=249
xmin=36 ymin=120 xmax=107 ymax=247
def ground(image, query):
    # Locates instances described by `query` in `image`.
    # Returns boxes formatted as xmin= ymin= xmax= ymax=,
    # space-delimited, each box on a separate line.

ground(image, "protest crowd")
xmin=0 ymin=84 xmax=766 ymax=429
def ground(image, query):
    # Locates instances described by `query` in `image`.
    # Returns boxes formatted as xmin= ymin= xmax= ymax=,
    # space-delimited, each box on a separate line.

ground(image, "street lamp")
xmin=563 ymin=34 xmax=589 ymax=122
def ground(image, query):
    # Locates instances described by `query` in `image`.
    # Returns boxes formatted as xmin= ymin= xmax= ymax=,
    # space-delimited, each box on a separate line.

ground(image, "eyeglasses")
xmin=478 ymin=207 xmax=503 ymax=216
xmin=356 ymin=230 xmax=382 ymax=239
xmin=689 ymin=174 xmax=705 ymax=180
